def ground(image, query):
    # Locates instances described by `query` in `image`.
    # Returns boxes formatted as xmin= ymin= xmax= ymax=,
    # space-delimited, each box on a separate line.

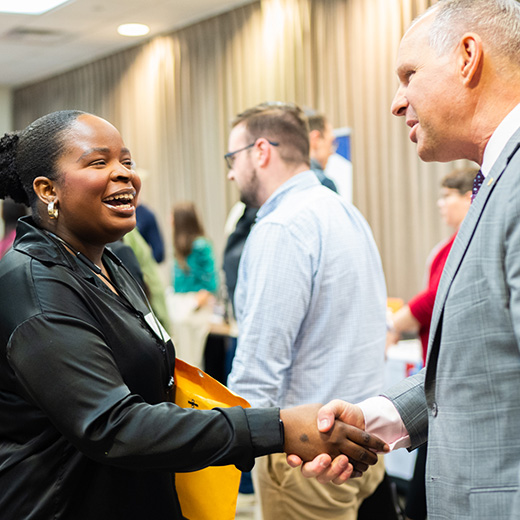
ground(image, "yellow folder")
xmin=173 ymin=358 xmax=250 ymax=520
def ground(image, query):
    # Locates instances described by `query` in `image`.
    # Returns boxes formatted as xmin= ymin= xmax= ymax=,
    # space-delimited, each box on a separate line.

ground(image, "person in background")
xmin=169 ymin=201 xmax=220 ymax=368
xmin=221 ymin=202 xmax=260 ymax=495
xmin=307 ymin=110 xmax=338 ymax=192
xmin=386 ymin=166 xmax=476 ymax=520
xmin=172 ymin=201 xmax=218 ymax=308
xmin=308 ymin=107 xmax=401 ymax=519
xmin=222 ymin=203 xmax=258 ymax=317
xmin=222 ymin=110 xmax=339 ymax=318
xmin=107 ymin=237 xmax=146 ymax=288
xmin=0 ymin=109 xmax=387 ymax=520
xmin=0 ymin=198 xmax=27 ymax=259
xmin=123 ymin=227 xmax=172 ymax=334
xmin=136 ymin=203 xmax=165 ymax=263
xmin=387 ymin=167 xmax=476 ymax=359
xmin=227 ymin=101 xmax=389 ymax=520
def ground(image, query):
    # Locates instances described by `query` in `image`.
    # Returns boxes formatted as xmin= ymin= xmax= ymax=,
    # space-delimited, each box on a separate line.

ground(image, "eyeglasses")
xmin=224 ymin=139 xmax=279 ymax=169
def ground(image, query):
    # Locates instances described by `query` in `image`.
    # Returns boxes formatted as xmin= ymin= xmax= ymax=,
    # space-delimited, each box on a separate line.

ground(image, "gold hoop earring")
xmin=48 ymin=200 xmax=59 ymax=220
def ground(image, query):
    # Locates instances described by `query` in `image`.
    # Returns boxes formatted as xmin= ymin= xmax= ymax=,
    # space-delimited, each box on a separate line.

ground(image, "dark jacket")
xmin=310 ymin=158 xmax=338 ymax=193
xmin=223 ymin=205 xmax=258 ymax=315
xmin=0 ymin=217 xmax=282 ymax=519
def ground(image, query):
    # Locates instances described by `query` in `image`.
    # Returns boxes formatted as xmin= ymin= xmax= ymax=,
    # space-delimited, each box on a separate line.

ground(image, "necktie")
xmin=471 ymin=170 xmax=484 ymax=203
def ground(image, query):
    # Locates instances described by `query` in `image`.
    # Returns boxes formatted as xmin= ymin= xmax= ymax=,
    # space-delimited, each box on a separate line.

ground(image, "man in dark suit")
xmin=291 ymin=1 xmax=520 ymax=518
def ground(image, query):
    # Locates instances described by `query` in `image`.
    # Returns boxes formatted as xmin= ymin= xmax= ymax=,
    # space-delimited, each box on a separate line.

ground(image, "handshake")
xmin=280 ymin=400 xmax=389 ymax=484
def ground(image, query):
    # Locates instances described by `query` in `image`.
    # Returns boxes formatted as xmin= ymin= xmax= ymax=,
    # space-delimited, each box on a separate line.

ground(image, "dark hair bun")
xmin=0 ymin=132 xmax=28 ymax=205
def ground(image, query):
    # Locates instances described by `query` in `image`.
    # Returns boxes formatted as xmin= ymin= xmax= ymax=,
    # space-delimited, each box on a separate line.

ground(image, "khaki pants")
xmin=252 ymin=453 xmax=385 ymax=520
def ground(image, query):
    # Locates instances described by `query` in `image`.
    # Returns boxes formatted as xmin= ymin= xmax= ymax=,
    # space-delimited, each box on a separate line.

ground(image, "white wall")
xmin=0 ymin=86 xmax=13 ymax=236
xmin=0 ymin=86 xmax=12 ymax=133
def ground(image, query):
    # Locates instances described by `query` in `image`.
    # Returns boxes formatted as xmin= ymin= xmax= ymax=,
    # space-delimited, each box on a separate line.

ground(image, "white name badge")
xmin=144 ymin=312 xmax=171 ymax=344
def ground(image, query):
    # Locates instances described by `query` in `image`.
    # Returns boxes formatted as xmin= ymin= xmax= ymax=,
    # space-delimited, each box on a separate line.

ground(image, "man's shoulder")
xmin=251 ymin=188 xmax=363 ymax=259
xmin=265 ymin=181 xmax=343 ymax=221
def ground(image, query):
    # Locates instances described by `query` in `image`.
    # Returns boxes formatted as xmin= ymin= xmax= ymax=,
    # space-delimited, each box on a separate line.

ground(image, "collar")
xmin=13 ymin=216 xmax=124 ymax=275
xmin=481 ymin=102 xmax=520 ymax=177
xmin=310 ymin=158 xmax=324 ymax=172
xmin=256 ymin=170 xmax=319 ymax=221
xmin=13 ymin=216 xmax=76 ymax=269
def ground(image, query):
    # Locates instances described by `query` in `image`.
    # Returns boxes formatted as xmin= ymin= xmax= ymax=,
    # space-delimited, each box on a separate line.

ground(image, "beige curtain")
xmin=13 ymin=0 xmax=469 ymax=300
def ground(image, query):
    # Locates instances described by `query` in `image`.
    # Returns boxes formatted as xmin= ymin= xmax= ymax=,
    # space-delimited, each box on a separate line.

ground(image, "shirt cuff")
xmin=357 ymin=396 xmax=411 ymax=450
xmin=244 ymin=407 xmax=284 ymax=457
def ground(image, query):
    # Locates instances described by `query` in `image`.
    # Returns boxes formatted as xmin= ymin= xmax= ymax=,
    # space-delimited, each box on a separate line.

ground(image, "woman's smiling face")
xmin=52 ymin=114 xmax=141 ymax=251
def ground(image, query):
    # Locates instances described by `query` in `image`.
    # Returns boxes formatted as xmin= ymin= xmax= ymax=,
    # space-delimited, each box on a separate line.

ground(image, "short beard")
xmin=239 ymin=167 xmax=262 ymax=208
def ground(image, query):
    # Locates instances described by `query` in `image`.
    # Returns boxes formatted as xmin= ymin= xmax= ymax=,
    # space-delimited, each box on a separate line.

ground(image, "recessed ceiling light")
xmin=117 ymin=23 xmax=150 ymax=37
xmin=0 ymin=0 xmax=71 ymax=15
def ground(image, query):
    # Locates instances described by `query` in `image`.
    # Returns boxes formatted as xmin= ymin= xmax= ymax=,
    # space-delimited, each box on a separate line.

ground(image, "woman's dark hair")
xmin=173 ymin=202 xmax=205 ymax=267
xmin=441 ymin=167 xmax=479 ymax=195
xmin=0 ymin=110 xmax=86 ymax=214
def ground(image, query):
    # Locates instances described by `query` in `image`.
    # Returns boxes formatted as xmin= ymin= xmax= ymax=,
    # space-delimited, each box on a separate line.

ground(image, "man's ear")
xmin=458 ymin=33 xmax=483 ymax=86
xmin=255 ymin=138 xmax=274 ymax=168
xmin=309 ymin=129 xmax=321 ymax=150
xmin=33 ymin=177 xmax=57 ymax=205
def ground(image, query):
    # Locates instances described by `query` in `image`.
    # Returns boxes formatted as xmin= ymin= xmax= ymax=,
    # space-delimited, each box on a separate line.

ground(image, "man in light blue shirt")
xmin=226 ymin=102 xmax=388 ymax=520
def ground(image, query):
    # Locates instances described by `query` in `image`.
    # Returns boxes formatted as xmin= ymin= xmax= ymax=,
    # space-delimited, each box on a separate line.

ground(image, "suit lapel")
xmin=426 ymin=131 xmax=520 ymax=367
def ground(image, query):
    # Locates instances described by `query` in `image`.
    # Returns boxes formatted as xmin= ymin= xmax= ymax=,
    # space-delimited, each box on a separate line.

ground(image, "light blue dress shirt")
xmin=228 ymin=170 xmax=387 ymax=408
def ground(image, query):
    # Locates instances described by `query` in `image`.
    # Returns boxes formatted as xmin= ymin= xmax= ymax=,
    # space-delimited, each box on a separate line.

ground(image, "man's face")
xmin=227 ymin=124 xmax=262 ymax=208
xmin=437 ymin=187 xmax=471 ymax=230
xmin=391 ymin=14 xmax=463 ymax=162
xmin=313 ymin=122 xmax=336 ymax=169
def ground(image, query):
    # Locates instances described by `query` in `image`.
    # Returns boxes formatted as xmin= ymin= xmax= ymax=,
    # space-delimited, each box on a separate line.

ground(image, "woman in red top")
xmin=387 ymin=167 xmax=477 ymax=520
xmin=388 ymin=167 xmax=477 ymax=359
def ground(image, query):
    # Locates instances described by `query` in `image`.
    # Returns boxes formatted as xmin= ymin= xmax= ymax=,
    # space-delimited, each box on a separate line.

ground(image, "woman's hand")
xmin=280 ymin=402 xmax=388 ymax=482
xmin=195 ymin=290 xmax=214 ymax=309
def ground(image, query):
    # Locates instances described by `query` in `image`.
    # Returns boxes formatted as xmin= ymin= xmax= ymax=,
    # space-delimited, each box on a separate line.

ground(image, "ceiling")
xmin=0 ymin=0 xmax=255 ymax=88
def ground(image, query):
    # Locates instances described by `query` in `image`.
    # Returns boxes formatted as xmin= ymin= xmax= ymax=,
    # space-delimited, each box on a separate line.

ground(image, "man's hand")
xmin=284 ymin=400 xmax=389 ymax=484
xmin=280 ymin=402 xmax=388 ymax=483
